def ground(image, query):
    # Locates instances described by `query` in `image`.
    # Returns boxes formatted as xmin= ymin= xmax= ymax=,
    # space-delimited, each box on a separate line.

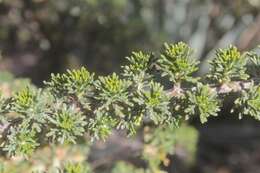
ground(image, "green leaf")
xmin=46 ymin=104 xmax=87 ymax=144
xmin=122 ymin=51 xmax=153 ymax=81
xmin=3 ymin=124 xmax=39 ymax=157
xmin=134 ymin=81 xmax=172 ymax=125
xmin=208 ymin=45 xmax=249 ymax=83
xmin=234 ymin=84 xmax=260 ymax=120
xmin=44 ymin=67 xmax=94 ymax=98
xmin=157 ymin=42 xmax=199 ymax=84
xmin=185 ymin=83 xmax=220 ymax=123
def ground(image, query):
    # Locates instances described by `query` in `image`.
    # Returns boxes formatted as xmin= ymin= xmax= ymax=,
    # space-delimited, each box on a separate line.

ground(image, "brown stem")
xmin=167 ymin=80 xmax=258 ymax=97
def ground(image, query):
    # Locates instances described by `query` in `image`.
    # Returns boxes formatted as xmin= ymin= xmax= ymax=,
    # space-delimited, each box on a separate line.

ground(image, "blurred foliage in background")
xmin=0 ymin=0 xmax=259 ymax=173
xmin=0 ymin=0 xmax=151 ymax=85
xmin=0 ymin=0 xmax=259 ymax=84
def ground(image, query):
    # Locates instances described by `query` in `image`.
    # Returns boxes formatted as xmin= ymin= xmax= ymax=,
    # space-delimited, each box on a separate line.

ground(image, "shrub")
xmin=0 ymin=42 xmax=259 ymax=173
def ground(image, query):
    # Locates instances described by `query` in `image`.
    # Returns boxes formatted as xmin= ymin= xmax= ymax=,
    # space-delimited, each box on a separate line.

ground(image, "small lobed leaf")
xmin=122 ymin=51 xmax=152 ymax=79
xmin=246 ymin=47 xmax=260 ymax=78
xmin=234 ymin=84 xmax=260 ymax=120
xmin=208 ymin=45 xmax=249 ymax=83
xmin=185 ymin=83 xmax=220 ymax=123
xmin=157 ymin=42 xmax=199 ymax=84
xmin=46 ymin=104 xmax=87 ymax=144
xmin=95 ymin=73 xmax=131 ymax=98
xmin=3 ymin=125 xmax=39 ymax=157
xmin=13 ymin=87 xmax=34 ymax=110
xmin=134 ymin=81 xmax=172 ymax=125
xmin=44 ymin=67 xmax=94 ymax=98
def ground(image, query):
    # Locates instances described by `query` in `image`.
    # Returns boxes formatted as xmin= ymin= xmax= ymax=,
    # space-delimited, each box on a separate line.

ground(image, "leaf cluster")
xmin=185 ymin=84 xmax=220 ymax=123
xmin=234 ymin=84 xmax=260 ymax=120
xmin=0 ymin=43 xmax=259 ymax=164
xmin=208 ymin=45 xmax=249 ymax=83
xmin=157 ymin=42 xmax=199 ymax=84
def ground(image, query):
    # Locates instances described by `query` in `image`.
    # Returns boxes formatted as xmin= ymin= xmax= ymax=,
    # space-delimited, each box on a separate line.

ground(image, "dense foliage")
xmin=0 ymin=42 xmax=260 ymax=173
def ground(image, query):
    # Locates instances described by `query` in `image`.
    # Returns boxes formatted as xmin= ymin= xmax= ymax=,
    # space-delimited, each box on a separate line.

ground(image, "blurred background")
xmin=0 ymin=0 xmax=260 ymax=172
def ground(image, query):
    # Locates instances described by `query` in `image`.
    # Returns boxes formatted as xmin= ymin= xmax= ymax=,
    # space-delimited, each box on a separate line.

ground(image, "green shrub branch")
xmin=0 ymin=42 xmax=259 ymax=158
